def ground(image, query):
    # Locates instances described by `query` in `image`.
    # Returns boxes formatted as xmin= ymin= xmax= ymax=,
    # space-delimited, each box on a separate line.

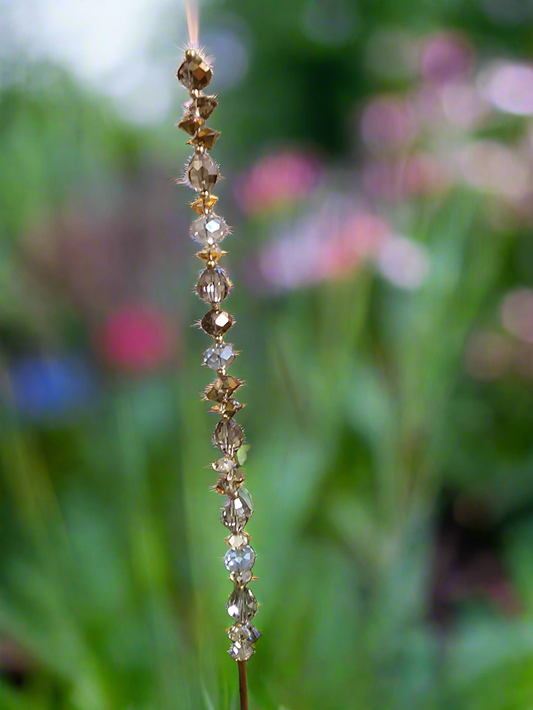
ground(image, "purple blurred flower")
xmin=360 ymin=96 xmax=418 ymax=153
xmin=419 ymin=31 xmax=474 ymax=85
xmin=236 ymin=149 xmax=322 ymax=216
xmin=480 ymin=61 xmax=533 ymax=116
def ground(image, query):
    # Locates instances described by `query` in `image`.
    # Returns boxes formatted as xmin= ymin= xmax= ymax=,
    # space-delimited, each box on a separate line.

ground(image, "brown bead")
xmin=196 ymin=267 xmax=231 ymax=303
xmin=189 ymin=127 xmax=221 ymax=151
xmin=176 ymin=51 xmax=213 ymax=91
xmin=204 ymin=375 xmax=243 ymax=403
xmin=213 ymin=418 xmax=244 ymax=456
xmin=184 ymin=95 xmax=218 ymax=119
xmin=177 ymin=114 xmax=203 ymax=136
xmin=201 ymin=309 xmax=234 ymax=336
xmin=191 ymin=194 xmax=219 ymax=215
xmin=211 ymin=399 xmax=244 ymax=418
xmin=187 ymin=153 xmax=219 ymax=191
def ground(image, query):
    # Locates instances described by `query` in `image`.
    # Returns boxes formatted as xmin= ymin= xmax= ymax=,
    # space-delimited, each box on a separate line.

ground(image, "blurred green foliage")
xmin=1 ymin=1 xmax=533 ymax=709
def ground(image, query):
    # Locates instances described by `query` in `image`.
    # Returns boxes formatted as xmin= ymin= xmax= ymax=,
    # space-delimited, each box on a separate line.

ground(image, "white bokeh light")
xmin=4 ymin=0 xmax=182 ymax=124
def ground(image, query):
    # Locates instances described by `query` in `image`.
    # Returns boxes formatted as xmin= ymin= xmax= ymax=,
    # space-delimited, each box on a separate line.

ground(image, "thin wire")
xmin=238 ymin=661 xmax=249 ymax=710
xmin=184 ymin=0 xmax=199 ymax=47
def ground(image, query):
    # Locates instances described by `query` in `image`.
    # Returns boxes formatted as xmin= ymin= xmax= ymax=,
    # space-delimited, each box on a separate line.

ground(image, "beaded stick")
xmin=175 ymin=47 xmax=260 ymax=708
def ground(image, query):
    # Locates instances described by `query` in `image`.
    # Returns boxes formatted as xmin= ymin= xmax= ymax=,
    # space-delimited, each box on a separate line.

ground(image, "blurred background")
xmin=1 ymin=0 xmax=533 ymax=708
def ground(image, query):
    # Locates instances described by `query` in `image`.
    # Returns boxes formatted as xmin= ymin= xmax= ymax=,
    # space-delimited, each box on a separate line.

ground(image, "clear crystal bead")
xmin=225 ymin=532 xmax=250 ymax=549
xmin=228 ymin=640 xmax=254 ymax=662
xmin=228 ymin=623 xmax=261 ymax=644
xmin=213 ymin=419 xmax=244 ymax=456
xmin=220 ymin=491 xmax=253 ymax=532
xmin=226 ymin=586 xmax=258 ymax=622
xmin=190 ymin=213 xmax=229 ymax=247
xmin=201 ymin=310 xmax=233 ymax=337
xmin=204 ymin=342 xmax=236 ymax=372
xmin=196 ymin=268 xmax=231 ymax=303
xmin=224 ymin=545 xmax=256 ymax=574
xmin=187 ymin=153 xmax=219 ymax=191
xmin=213 ymin=457 xmax=237 ymax=474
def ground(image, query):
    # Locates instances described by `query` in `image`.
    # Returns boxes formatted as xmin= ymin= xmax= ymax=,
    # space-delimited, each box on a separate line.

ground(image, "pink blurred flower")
xmin=480 ymin=61 xmax=533 ymax=116
xmin=441 ymin=80 xmax=490 ymax=130
xmin=360 ymin=96 xmax=418 ymax=153
xmin=457 ymin=141 xmax=530 ymax=201
xmin=376 ymin=235 xmax=430 ymax=290
xmin=323 ymin=213 xmax=390 ymax=278
xmin=257 ymin=201 xmax=391 ymax=291
xmin=363 ymin=152 xmax=450 ymax=201
xmin=464 ymin=331 xmax=513 ymax=380
xmin=96 ymin=305 xmax=177 ymax=372
xmin=420 ymin=31 xmax=474 ymax=84
xmin=236 ymin=149 xmax=321 ymax=216
xmin=501 ymin=288 xmax=533 ymax=342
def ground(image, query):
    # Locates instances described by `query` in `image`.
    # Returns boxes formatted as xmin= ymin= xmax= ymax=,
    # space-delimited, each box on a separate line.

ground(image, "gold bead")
xmin=188 ymin=127 xmax=221 ymax=151
xmin=204 ymin=375 xmax=243 ymax=403
xmin=191 ymin=194 xmax=219 ymax=215
xmin=195 ymin=245 xmax=226 ymax=263
xmin=177 ymin=114 xmax=203 ymax=136
xmin=176 ymin=52 xmax=213 ymax=91
xmin=210 ymin=399 xmax=244 ymax=418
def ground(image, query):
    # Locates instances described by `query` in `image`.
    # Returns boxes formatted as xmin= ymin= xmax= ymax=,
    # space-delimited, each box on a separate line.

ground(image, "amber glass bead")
xmin=176 ymin=51 xmax=213 ymax=91
xmin=189 ymin=127 xmax=221 ymax=151
xmin=191 ymin=194 xmax=219 ymax=215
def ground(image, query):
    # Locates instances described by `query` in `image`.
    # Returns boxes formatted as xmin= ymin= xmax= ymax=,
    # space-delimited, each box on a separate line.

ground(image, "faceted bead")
xmin=201 ymin=310 xmax=233 ymax=337
xmin=226 ymin=586 xmax=258 ymax=622
xmin=220 ymin=489 xmax=253 ymax=531
xmin=231 ymin=570 xmax=253 ymax=585
xmin=203 ymin=342 xmax=236 ymax=372
xmin=225 ymin=532 xmax=250 ymax=549
xmin=228 ymin=623 xmax=261 ymax=644
xmin=195 ymin=95 xmax=218 ymax=119
xmin=191 ymin=194 xmax=219 ymax=215
xmin=195 ymin=245 xmax=223 ymax=263
xmin=211 ymin=398 xmax=243 ymax=418
xmin=204 ymin=375 xmax=242 ymax=403
xmin=213 ymin=457 xmax=237 ymax=474
xmin=196 ymin=267 xmax=231 ymax=303
xmin=190 ymin=127 xmax=221 ymax=151
xmin=214 ymin=476 xmax=242 ymax=496
xmin=177 ymin=114 xmax=203 ymax=136
xmin=176 ymin=52 xmax=213 ymax=91
xmin=228 ymin=640 xmax=254 ymax=662
xmin=187 ymin=153 xmax=219 ymax=191
xmin=214 ymin=419 xmax=244 ymax=456
xmin=224 ymin=545 xmax=256 ymax=575
xmin=190 ymin=213 xmax=228 ymax=246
